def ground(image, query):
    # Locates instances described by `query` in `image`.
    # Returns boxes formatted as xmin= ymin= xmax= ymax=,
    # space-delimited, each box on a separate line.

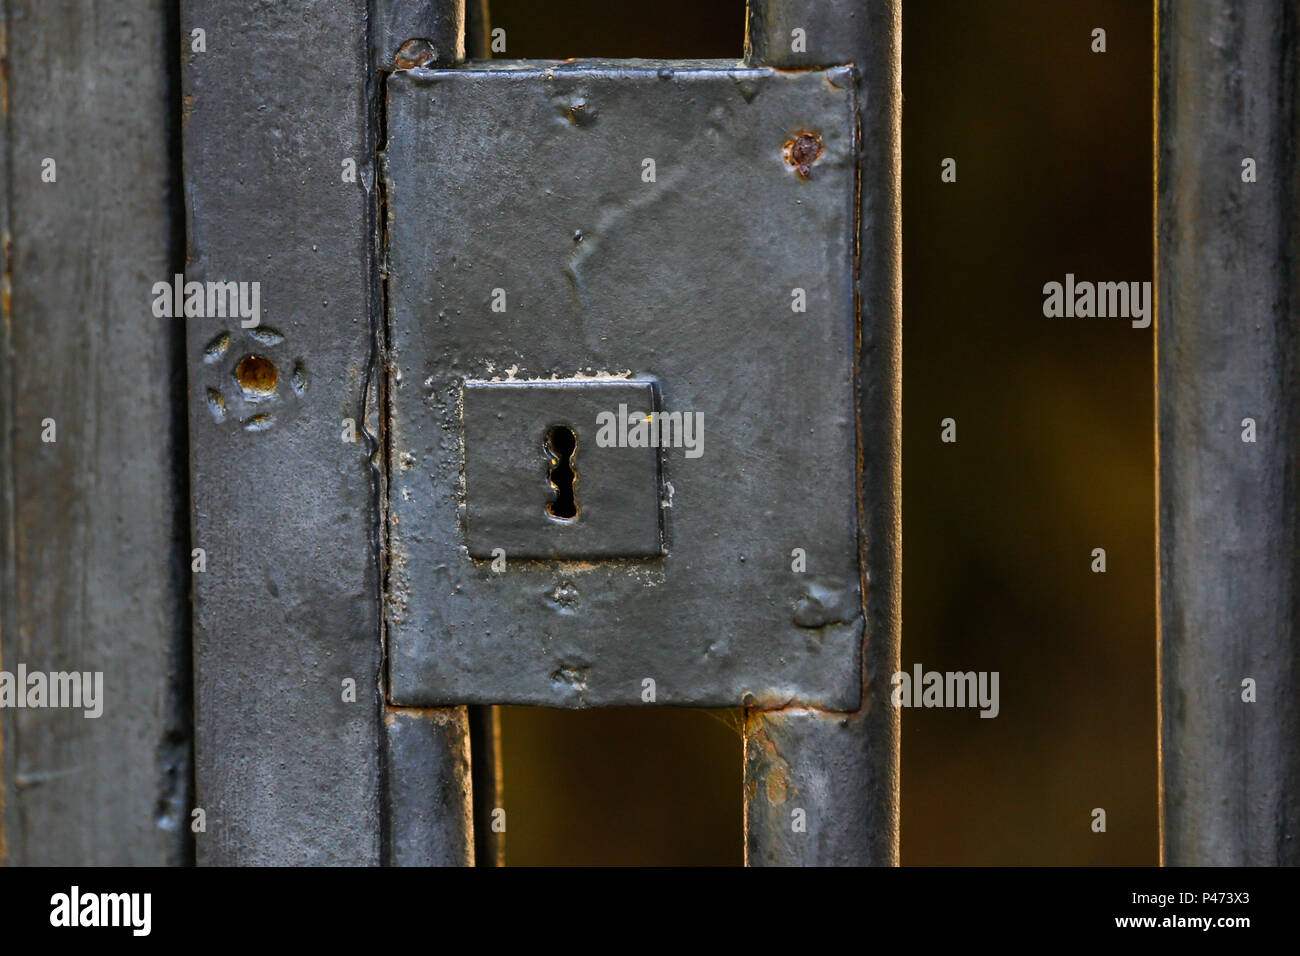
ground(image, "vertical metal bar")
xmin=1157 ymin=0 xmax=1300 ymax=865
xmin=0 ymin=1 xmax=11 ymax=865
xmin=372 ymin=0 xmax=478 ymax=865
xmin=465 ymin=0 xmax=491 ymax=61
xmin=384 ymin=708 xmax=474 ymax=865
xmin=459 ymin=0 xmax=501 ymax=867
xmin=0 ymin=0 xmax=191 ymax=865
xmin=182 ymin=0 xmax=386 ymax=864
xmin=468 ymin=704 xmax=504 ymax=865
xmin=742 ymin=0 xmax=901 ymax=866
xmin=373 ymin=0 xmax=465 ymax=70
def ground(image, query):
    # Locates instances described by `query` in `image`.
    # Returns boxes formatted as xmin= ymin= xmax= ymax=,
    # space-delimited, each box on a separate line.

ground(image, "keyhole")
xmin=546 ymin=425 xmax=578 ymax=520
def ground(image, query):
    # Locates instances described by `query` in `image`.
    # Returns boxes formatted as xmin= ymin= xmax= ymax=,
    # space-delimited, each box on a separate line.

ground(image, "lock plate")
xmin=384 ymin=62 xmax=863 ymax=708
xmin=462 ymin=379 xmax=663 ymax=559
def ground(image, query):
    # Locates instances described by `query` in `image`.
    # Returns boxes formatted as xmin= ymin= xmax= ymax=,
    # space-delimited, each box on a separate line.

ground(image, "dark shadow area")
xmin=901 ymin=0 xmax=1157 ymax=864
xmin=486 ymin=0 xmax=744 ymax=59
xmin=499 ymin=706 xmax=743 ymax=866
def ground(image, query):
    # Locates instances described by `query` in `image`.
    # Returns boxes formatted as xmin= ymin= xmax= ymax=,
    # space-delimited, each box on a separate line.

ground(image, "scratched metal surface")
xmin=385 ymin=62 xmax=863 ymax=709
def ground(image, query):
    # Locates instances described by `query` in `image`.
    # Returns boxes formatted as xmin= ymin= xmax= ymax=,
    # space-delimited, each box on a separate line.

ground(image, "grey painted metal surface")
xmin=1157 ymin=0 xmax=1300 ymax=866
xmin=182 ymin=0 xmax=386 ymax=864
xmin=384 ymin=707 xmax=474 ymax=865
xmin=0 ymin=0 xmax=191 ymax=865
xmin=743 ymin=0 xmax=901 ymax=866
xmin=384 ymin=62 xmax=863 ymax=710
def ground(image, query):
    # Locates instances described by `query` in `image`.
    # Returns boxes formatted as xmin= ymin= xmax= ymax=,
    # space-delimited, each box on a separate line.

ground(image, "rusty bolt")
xmin=394 ymin=38 xmax=437 ymax=70
xmin=783 ymin=131 xmax=824 ymax=179
xmin=234 ymin=354 xmax=278 ymax=400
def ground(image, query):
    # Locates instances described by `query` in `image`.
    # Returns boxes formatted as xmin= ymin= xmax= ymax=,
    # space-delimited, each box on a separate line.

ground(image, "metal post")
xmin=465 ymin=0 xmax=491 ymax=60
xmin=1 ymin=0 xmax=191 ymax=865
xmin=1157 ymin=0 xmax=1300 ymax=865
xmin=384 ymin=708 xmax=474 ymax=865
xmin=182 ymin=0 xmax=390 ymax=864
xmin=742 ymin=0 xmax=902 ymax=866
xmin=373 ymin=0 xmax=480 ymax=865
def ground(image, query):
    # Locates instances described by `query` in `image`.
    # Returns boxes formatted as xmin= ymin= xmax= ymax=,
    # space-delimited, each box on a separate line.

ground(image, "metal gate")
xmin=1 ymin=0 xmax=1296 ymax=866
xmin=176 ymin=0 xmax=900 ymax=866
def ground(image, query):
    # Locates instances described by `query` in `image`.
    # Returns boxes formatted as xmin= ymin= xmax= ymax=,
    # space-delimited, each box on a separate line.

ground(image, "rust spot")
xmin=394 ymin=38 xmax=436 ymax=69
xmin=765 ymin=766 xmax=790 ymax=804
xmin=234 ymin=354 xmax=277 ymax=399
xmin=745 ymin=713 xmax=797 ymax=807
xmin=2 ymin=232 xmax=12 ymax=337
xmin=783 ymin=131 xmax=823 ymax=179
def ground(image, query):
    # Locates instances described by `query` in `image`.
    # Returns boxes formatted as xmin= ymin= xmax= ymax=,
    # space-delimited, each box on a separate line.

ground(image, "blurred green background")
xmin=488 ymin=0 xmax=1156 ymax=865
